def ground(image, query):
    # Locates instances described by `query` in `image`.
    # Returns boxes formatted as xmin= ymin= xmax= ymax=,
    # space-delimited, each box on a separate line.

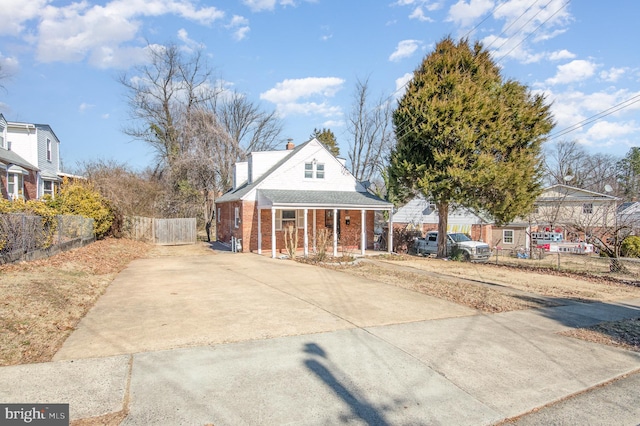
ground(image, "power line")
xmin=548 ymin=93 xmax=640 ymax=141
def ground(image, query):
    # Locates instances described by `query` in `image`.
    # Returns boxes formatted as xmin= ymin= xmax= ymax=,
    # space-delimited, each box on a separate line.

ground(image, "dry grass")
xmin=560 ymin=318 xmax=640 ymax=352
xmin=0 ymin=238 xmax=151 ymax=366
xmin=337 ymin=261 xmax=561 ymax=313
xmin=376 ymin=256 xmax=640 ymax=302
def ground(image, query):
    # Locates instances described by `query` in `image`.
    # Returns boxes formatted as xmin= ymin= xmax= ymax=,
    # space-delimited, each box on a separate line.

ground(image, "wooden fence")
xmin=123 ymin=216 xmax=196 ymax=245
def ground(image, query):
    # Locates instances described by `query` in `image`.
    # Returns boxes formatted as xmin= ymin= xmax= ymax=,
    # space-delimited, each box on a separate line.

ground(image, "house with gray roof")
xmin=215 ymin=138 xmax=393 ymax=258
xmin=0 ymin=113 xmax=63 ymax=200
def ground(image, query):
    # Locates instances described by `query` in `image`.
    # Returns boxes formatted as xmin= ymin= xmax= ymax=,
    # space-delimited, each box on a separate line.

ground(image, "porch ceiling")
xmin=257 ymin=189 xmax=393 ymax=210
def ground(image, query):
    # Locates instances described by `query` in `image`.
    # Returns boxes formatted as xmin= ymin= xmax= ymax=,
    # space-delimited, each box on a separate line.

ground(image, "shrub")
xmin=0 ymin=198 xmax=58 ymax=249
xmin=47 ymin=179 xmax=114 ymax=239
xmin=621 ymin=236 xmax=640 ymax=258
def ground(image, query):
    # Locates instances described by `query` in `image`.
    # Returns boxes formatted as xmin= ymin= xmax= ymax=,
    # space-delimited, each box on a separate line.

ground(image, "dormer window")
xmin=304 ymin=162 xmax=325 ymax=179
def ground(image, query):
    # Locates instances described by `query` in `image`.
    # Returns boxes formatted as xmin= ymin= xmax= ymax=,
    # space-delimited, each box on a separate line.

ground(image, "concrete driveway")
xmin=53 ymin=246 xmax=475 ymax=360
xmin=3 ymin=244 xmax=639 ymax=425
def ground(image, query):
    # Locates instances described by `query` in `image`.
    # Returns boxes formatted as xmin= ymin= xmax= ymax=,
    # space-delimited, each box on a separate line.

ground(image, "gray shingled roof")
xmin=0 ymin=148 xmax=38 ymax=171
xmin=259 ymin=189 xmax=392 ymax=209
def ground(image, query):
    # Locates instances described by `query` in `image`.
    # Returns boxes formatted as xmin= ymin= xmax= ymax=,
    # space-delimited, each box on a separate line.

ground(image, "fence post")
xmin=557 ymin=253 xmax=561 ymax=270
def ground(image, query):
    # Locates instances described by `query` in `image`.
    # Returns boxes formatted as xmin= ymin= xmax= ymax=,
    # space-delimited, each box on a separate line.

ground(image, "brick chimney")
xmin=286 ymin=138 xmax=295 ymax=150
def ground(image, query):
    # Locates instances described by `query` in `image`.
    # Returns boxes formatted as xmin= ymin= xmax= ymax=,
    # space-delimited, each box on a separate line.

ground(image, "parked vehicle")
xmin=411 ymin=231 xmax=491 ymax=262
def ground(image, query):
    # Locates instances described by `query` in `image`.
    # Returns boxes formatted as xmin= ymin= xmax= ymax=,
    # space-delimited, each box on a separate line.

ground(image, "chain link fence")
xmin=492 ymin=247 xmax=640 ymax=279
xmin=0 ymin=213 xmax=94 ymax=262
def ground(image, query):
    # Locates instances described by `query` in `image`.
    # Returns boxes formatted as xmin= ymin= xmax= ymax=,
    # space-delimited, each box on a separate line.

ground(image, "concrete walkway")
xmin=2 ymin=245 xmax=640 ymax=425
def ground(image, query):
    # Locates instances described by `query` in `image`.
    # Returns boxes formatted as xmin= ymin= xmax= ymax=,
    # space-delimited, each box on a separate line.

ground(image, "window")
xmin=7 ymin=173 xmax=23 ymax=200
xmin=503 ymin=230 xmax=514 ymax=244
xmin=532 ymin=205 xmax=539 ymax=214
xmin=276 ymin=209 xmax=304 ymax=230
xmin=582 ymin=203 xmax=593 ymax=214
xmin=217 ymin=208 xmax=221 ymax=223
xmin=0 ymin=134 xmax=4 ymax=149
xmin=46 ymin=138 xmax=52 ymax=162
xmin=234 ymin=207 xmax=240 ymax=228
xmin=304 ymin=162 xmax=325 ymax=179
xmin=43 ymin=180 xmax=54 ymax=197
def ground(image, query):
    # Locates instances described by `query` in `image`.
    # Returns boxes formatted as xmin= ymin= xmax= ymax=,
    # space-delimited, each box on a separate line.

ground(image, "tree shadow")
xmin=302 ymin=343 xmax=390 ymax=426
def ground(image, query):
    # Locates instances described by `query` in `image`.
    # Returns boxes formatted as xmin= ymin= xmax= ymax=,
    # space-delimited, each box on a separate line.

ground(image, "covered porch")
xmin=255 ymin=189 xmax=394 ymax=258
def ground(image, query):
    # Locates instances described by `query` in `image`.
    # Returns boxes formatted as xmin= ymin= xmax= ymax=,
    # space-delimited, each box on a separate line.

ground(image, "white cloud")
xmin=242 ymin=0 xmax=313 ymax=12
xmin=0 ymin=52 xmax=20 ymax=76
xmin=389 ymin=40 xmax=422 ymax=62
xmin=548 ymin=49 xmax=575 ymax=61
xmin=101 ymin=113 xmax=110 ymax=119
xmin=409 ymin=7 xmax=434 ymax=22
xmin=0 ymin=0 xmax=48 ymax=36
xmin=79 ymin=102 xmax=94 ymax=113
xmin=30 ymin=0 xmax=224 ymax=67
xmin=227 ymin=15 xmax=250 ymax=41
xmin=600 ymin=67 xmax=627 ymax=83
xmin=545 ymin=59 xmax=597 ymax=85
xmin=586 ymin=120 xmax=639 ymax=141
xmin=261 ymin=77 xmax=344 ymax=103
xmin=446 ymin=0 xmax=494 ymax=28
xmin=395 ymin=72 xmax=413 ymax=98
xmin=260 ymin=77 xmax=345 ymax=117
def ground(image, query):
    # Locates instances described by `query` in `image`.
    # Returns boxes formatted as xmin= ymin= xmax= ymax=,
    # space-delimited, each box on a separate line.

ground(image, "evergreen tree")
xmin=617 ymin=147 xmax=640 ymax=200
xmin=389 ymin=37 xmax=554 ymax=257
xmin=311 ymin=128 xmax=340 ymax=157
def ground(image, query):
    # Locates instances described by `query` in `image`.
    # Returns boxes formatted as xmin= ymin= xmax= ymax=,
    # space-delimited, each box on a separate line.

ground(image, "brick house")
xmin=215 ymin=138 xmax=394 ymax=258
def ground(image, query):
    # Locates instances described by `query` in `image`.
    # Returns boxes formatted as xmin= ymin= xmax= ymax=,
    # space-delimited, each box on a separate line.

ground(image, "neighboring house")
xmin=392 ymin=196 xmax=493 ymax=242
xmin=0 ymin=114 xmax=62 ymax=200
xmin=617 ymin=202 xmax=640 ymax=236
xmin=215 ymin=138 xmax=394 ymax=258
xmin=493 ymin=184 xmax=619 ymax=249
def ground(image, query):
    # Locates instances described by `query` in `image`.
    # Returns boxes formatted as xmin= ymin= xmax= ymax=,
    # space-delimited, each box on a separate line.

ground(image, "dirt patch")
xmin=0 ymin=238 xmax=151 ymax=366
xmin=560 ymin=318 xmax=640 ymax=352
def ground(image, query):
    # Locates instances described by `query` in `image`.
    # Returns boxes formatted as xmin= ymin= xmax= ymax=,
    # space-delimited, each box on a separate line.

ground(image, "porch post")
xmin=360 ymin=209 xmax=366 ymax=256
xmin=333 ymin=208 xmax=338 ymax=257
xmin=271 ymin=207 xmax=276 ymax=258
xmin=313 ymin=210 xmax=317 ymax=252
xmin=303 ymin=208 xmax=309 ymax=257
xmin=257 ymin=208 xmax=262 ymax=255
xmin=388 ymin=207 xmax=394 ymax=253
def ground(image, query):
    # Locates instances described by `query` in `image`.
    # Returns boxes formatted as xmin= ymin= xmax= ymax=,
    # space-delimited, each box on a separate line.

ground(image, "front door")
xmin=325 ymin=210 xmax=340 ymax=239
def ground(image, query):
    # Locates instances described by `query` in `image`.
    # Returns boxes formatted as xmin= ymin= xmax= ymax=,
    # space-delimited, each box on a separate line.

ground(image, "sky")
xmin=0 ymin=0 xmax=639 ymax=172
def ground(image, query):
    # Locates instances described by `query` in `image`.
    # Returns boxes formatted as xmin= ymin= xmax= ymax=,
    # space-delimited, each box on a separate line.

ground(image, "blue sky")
xmin=1 ymin=0 xmax=639 ymax=171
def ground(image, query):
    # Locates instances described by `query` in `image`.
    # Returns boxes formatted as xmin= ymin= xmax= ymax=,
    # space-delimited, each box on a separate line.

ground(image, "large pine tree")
xmin=389 ymin=37 xmax=555 ymax=258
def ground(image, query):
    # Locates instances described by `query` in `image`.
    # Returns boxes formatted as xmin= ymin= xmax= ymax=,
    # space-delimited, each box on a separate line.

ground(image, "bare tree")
xmin=543 ymin=140 xmax=589 ymax=186
xmin=214 ymin=90 xmax=283 ymax=156
xmin=119 ymin=43 xmax=220 ymax=172
xmin=346 ymin=77 xmax=394 ymax=184
xmin=174 ymin=108 xmax=240 ymax=241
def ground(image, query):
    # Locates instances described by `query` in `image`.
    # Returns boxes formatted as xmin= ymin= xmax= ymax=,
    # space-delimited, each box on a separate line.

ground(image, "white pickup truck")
xmin=411 ymin=231 xmax=491 ymax=262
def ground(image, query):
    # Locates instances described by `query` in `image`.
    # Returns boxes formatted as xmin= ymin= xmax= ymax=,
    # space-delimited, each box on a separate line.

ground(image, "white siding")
xmin=259 ymin=139 xmax=363 ymax=192
xmin=233 ymin=162 xmax=248 ymax=189
xmin=6 ymin=125 xmax=38 ymax=166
